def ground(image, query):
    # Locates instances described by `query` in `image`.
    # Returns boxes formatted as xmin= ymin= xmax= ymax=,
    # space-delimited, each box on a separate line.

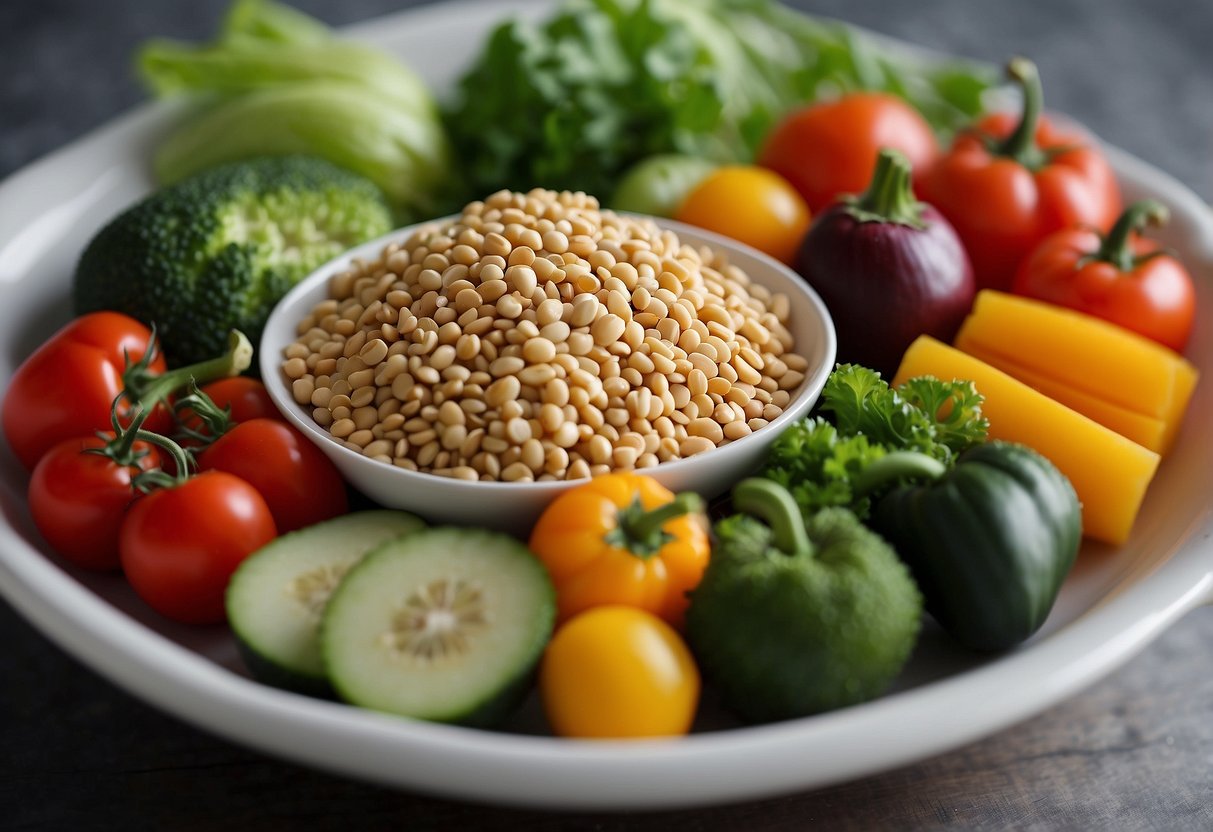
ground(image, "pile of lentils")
xmin=283 ymin=189 xmax=809 ymax=482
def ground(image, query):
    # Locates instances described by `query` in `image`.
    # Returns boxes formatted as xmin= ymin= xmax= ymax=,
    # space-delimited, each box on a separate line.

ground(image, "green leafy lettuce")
xmin=444 ymin=0 xmax=995 ymax=199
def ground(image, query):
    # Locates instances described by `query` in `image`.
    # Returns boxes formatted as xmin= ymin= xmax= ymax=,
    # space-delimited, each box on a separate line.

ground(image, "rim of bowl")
xmin=260 ymin=213 xmax=837 ymax=489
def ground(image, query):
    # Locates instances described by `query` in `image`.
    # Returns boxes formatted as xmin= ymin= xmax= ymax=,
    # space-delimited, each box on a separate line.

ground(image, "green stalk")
xmin=994 ymin=57 xmax=1046 ymax=169
xmin=608 ymin=492 xmax=704 ymax=559
xmin=1092 ymin=200 xmax=1170 ymax=272
xmin=845 ymin=149 xmax=926 ymax=228
xmin=731 ymin=478 xmax=812 ymax=558
xmin=851 ymin=451 xmax=947 ymax=497
xmin=125 ymin=329 xmax=253 ymax=414
xmin=129 ymin=428 xmax=196 ymax=493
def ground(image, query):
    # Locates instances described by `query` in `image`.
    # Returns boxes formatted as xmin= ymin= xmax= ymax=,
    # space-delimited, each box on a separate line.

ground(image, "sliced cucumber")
xmin=226 ymin=510 xmax=425 ymax=696
xmin=321 ymin=528 xmax=556 ymax=726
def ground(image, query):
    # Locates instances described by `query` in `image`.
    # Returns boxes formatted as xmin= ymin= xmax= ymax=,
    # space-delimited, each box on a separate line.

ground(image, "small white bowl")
xmin=260 ymin=216 xmax=836 ymax=533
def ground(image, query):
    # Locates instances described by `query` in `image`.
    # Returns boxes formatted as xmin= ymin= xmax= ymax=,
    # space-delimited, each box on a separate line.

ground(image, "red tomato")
xmin=175 ymin=377 xmax=284 ymax=451
xmin=197 ymin=377 xmax=282 ymax=424
xmin=196 ymin=418 xmax=347 ymax=533
xmin=2 ymin=312 xmax=166 ymax=469
xmin=1012 ymin=200 xmax=1195 ymax=352
xmin=758 ymin=92 xmax=939 ymax=213
xmin=28 ymin=435 xmax=160 ymax=570
xmin=120 ymin=471 xmax=277 ymax=624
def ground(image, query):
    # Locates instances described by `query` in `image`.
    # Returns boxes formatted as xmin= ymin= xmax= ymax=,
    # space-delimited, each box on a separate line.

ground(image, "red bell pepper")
xmin=923 ymin=57 xmax=1122 ymax=292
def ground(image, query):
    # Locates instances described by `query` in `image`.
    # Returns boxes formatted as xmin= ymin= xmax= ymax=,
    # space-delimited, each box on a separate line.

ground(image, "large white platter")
xmin=0 ymin=0 xmax=1210 ymax=811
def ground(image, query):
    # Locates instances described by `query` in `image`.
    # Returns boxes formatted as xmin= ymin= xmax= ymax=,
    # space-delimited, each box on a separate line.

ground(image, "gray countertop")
xmin=1 ymin=1 xmax=1211 ymax=829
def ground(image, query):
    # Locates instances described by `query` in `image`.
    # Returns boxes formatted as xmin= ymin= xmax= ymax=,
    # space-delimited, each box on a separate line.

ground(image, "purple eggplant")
xmin=795 ymin=149 xmax=975 ymax=379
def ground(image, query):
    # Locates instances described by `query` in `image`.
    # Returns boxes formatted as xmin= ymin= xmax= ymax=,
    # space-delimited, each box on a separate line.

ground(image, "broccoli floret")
xmin=686 ymin=479 xmax=922 ymax=722
xmin=73 ymin=155 xmax=393 ymax=366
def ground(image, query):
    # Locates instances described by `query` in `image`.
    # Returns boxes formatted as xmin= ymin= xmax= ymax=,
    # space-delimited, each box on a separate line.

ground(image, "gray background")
xmin=1 ymin=1 xmax=1211 ymax=829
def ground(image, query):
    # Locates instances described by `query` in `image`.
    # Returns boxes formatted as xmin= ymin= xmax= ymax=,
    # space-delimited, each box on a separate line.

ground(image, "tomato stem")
xmin=609 ymin=492 xmax=702 ymax=559
xmin=995 ymin=57 xmax=1046 ymax=169
xmin=129 ymin=428 xmax=195 ymax=492
xmin=844 ymin=149 xmax=926 ymax=228
xmin=125 ymin=329 xmax=253 ymax=416
xmin=730 ymin=478 xmax=812 ymax=558
xmin=172 ymin=384 xmax=235 ymax=449
xmin=851 ymin=450 xmax=946 ymax=498
xmin=1093 ymin=199 xmax=1170 ymax=272
xmin=80 ymin=399 xmax=154 ymax=469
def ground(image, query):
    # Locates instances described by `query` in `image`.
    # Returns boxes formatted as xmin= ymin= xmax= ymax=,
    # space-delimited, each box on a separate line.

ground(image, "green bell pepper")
xmin=859 ymin=441 xmax=1082 ymax=651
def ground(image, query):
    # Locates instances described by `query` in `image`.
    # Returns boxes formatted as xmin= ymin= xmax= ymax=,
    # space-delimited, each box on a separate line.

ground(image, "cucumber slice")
xmin=321 ymin=528 xmax=556 ymax=726
xmin=226 ymin=510 xmax=425 ymax=696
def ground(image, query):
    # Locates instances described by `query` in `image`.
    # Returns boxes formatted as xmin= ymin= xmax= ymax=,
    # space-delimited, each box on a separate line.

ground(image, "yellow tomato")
xmin=675 ymin=165 xmax=811 ymax=264
xmin=540 ymin=606 xmax=701 ymax=739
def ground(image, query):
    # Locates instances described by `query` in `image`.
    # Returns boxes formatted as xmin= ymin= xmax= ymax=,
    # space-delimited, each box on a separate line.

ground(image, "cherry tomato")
xmin=540 ymin=606 xmax=700 ymax=738
xmin=1012 ymin=200 xmax=1195 ymax=352
xmin=196 ymin=418 xmax=347 ymax=533
xmin=28 ymin=435 xmax=160 ymax=570
xmin=758 ymin=92 xmax=939 ymax=213
xmin=2 ymin=312 xmax=166 ymax=469
xmin=197 ymin=377 xmax=282 ymax=423
xmin=120 ymin=471 xmax=277 ymax=624
xmin=675 ymin=165 xmax=811 ymax=264
xmin=175 ymin=377 xmax=284 ymax=451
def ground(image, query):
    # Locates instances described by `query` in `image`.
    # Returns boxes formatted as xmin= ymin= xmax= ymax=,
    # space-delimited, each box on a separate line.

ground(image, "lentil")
xmin=283 ymin=189 xmax=809 ymax=480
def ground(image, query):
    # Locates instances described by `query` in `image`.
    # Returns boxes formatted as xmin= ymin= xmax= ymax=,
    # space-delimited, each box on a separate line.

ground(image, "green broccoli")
xmin=686 ymin=478 xmax=922 ymax=723
xmin=73 ymin=155 xmax=393 ymax=366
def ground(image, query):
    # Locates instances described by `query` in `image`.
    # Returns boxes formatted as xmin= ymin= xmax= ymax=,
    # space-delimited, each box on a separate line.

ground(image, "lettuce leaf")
xmin=444 ymin=0 xmax=995 ymax=199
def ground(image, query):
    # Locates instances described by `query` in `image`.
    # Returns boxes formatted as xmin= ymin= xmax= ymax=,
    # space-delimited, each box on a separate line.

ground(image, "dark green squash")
xmin=866 ymin=441 xmax=1082 ymax=651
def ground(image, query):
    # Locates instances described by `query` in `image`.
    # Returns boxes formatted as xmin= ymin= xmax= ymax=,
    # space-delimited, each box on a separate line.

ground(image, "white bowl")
xmin=259 ymin=216 xmax=837 ymax=531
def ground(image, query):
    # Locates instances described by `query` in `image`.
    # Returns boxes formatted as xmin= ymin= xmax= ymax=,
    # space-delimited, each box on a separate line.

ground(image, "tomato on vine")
xmin=28 ymin=407 xmax=161 ymax=571
xmin=2 ymin=317 xmax=252 ymax=470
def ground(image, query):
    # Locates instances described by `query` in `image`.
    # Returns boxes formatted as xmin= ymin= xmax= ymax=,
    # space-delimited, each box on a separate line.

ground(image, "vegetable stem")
xmin=846 ymin=149 xmax=925 ymax=228
xmin=130 ymin=428 xmax=195 ymax=492
xmin=731 ymin=478 xmax=812 ymax=558
xmin=128 ymin=329 xmax=253 ymax=413
xmin=611 ymin=492 xmax=703 ymax=559
xmin=852 ymin=451 xmax=947 ymax=497
xmin=1093 ymin=199 xmax=1170 ymax=272
xmin=996 ymin=57 xmax=1046 ymax=168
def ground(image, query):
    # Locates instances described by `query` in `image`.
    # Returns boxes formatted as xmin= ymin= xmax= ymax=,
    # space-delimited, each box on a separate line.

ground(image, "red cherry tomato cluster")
xmin=4 ymin=313 xmax=348 ymax=624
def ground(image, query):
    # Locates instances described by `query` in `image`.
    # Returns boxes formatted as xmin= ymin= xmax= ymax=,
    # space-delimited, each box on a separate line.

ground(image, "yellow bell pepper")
xmin=528 ymin=473 xmax=710 ymax=628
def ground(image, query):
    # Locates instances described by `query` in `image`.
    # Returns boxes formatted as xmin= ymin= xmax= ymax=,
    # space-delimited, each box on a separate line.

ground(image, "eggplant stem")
xmin=845 ymin=149 xmax=926 ymax=229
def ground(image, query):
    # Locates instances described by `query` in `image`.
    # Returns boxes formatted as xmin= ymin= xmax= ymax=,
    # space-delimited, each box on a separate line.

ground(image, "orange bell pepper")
xmin=923 ymin=57 xmax=1122 ymax=293
xmin=528 ymin=473 xmax=710 ymax=628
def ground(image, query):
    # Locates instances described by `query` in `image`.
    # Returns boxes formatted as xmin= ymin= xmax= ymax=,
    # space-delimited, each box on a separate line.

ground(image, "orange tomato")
xmin=528 ymin=473 xmax=710 ymax=628
xmin=675 ymin=165 xmax=810 ymax=264
xmin=540 ymin=606 xmax=700 ymax=739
